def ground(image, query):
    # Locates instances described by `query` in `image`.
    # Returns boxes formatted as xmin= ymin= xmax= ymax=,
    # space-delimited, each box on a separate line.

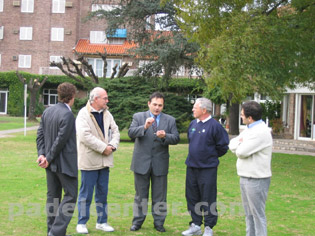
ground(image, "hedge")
xmin=0 ymin=72 xmax=203 ymax=132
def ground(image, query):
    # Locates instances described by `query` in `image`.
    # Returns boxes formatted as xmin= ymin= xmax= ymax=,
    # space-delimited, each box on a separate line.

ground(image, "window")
xmin=52 ymin=0 xmax=65 ymax=13
xmin=139 ymin=60 xmax=153 ymax=68
xmin=107 ymin=38 xmax=124 ymax=45
xmin=175 ymin=66 xmax=185 ymax=77
xmin=50 ymin=56 xmax=62 ymax=69
xmin=51 ymin=28 xmax=64 ymax=41
xmin=88 ymin=58 xmax=121 ymax=78
xmin=0 ymin=89 xmax=8 ymax=114
xmin=106 ymin=59 xmax=121 ymax=77
xmin=21 ymin=0 xmax=34 ymax=13
xmin=0 ymin=0 xmax=3 ymax=12
xmin=18 ymin=55 xmax=32 ymax=68
xmin=43 ymin=89 xmax=58 ymax=106
xmin=106 ymin=29 xmax=126 ymax=44
xmin=155 ymin=13 xmax=171 ymax=31
xmin=0 ymin=26 xmax=3 ymax=40
xmin=91 ymin=4 xmax=120 ymax=12
xmin=20 ymin=27 xmax=33 ymax=40
xmin=90 ymin=31 xmax=107 ymax=44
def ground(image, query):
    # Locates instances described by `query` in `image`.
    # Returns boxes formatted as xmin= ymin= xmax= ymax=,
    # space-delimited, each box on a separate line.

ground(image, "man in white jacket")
xmin=75 ymin=87 xmax=120 ymax=234
xmin=229 ymin=101 xmax=272 ymax=236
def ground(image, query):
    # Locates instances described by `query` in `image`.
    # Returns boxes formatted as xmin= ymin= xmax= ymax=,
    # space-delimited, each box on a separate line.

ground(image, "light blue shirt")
xmin=248 ymin=119 xmax=264 ymax=129
xmin=150 ymin=112 xmax=161 ymax=126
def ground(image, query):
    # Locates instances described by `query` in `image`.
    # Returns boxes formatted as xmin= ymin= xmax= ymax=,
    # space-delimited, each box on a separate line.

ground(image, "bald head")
xmin=89 ymin=87 xmax=109 ymax=111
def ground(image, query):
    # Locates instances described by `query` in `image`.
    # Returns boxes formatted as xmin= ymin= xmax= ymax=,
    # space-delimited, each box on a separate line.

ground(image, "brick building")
xmin=0 ymin=0 xmax=140 ymax=76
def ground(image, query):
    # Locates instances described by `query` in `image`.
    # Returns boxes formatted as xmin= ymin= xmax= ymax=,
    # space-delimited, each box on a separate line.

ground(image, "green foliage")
xmin=270 ymin=118 xmax=284 ymax=135
xmin=0 ymin=72 xmax=87 ymax=116
xmin=1 ymin=72 xmax=198 ymax=131
xmin=101 ymin=76 xmax=194 ymax=132
xmin=261 ymin=100 xmax=283 ymax=134
xmin=173 ymin=0 xmax=315 ymax=103
xmin=0 ymin=72 xmax=24 ymax=116
xmin=260 ymin=100 xmax=281 ymax=122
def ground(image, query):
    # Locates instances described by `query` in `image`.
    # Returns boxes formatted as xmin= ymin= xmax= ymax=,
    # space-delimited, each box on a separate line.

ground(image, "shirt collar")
xmin=248 ymin=119 xmax=263 ymax=128
xmin=150 ymin=112 xmax=161 ymax=119
xmin=64 ymin=103 xmax=71 ymax=111
xmin=91 ymin=107 xmax=104 ymax=113
xmin=197 ymin=115 xmax=212 ymax=123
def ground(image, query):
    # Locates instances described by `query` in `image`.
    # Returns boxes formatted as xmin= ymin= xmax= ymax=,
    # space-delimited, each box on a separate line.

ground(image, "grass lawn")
xmin=0 ymin=116 xmax=39 ymax=131
xmin=0 ymin=131 xmax=314 ymax=236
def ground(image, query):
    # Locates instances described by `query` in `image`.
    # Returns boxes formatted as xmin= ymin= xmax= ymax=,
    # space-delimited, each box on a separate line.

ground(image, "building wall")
xmin=0 ymin=0 xmax=85 ymax=74
xmin=283 ymin=93 xmax=295 ymax=139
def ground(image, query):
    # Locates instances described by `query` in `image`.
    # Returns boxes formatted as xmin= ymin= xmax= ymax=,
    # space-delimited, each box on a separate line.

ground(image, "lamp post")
xmin=24 ymin=79 xmax=27 ymax=136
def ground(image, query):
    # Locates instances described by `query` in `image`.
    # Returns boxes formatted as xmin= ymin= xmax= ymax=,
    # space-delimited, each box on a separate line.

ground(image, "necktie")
xmin=152 ymin=115 xmax=158 ymax=133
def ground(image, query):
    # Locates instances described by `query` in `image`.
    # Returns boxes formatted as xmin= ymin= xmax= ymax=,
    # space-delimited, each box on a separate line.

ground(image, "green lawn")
xmin=0 ymin=131 xmax=314 ymax=236
xmin=0 ymin=116 xmax=39 ymax=131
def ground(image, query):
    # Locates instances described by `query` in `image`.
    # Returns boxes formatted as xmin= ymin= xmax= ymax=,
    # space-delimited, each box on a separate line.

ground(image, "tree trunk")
xmin=28 ymin=89 xmax=37 ymax=121
xmin=228 ymin=103 xmax=240 ymax=135
xmin=214 ymin=103 xmax=221 ymax=121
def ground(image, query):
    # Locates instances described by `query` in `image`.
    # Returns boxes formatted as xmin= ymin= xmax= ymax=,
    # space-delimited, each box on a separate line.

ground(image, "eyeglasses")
xmin=100 ymin=97 xmax=108 ymax=101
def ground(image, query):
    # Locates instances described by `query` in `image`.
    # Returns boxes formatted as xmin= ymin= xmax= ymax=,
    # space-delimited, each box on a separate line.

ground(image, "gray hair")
xmin=89 ymin=87 xmax=104 ymax=104
xmin=195 ymin=97 xmax=212 ymax=113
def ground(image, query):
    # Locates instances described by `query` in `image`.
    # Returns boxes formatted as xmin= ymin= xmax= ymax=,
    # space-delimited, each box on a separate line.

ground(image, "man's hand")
xmin=144 ymin=117 xmax=155 ymax=129
xmin=102 ymin=146 xmax=114 ymax=156
xmin=156 ymin=130 xmax=166 ymax=139
xmin=37 ymin=155 xmax=49 ymax=169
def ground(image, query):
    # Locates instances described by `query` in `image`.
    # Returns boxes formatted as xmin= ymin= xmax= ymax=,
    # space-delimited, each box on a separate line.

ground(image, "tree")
xmin=50 ymin=51 xmax=130 ymax=90
xmin=172 ymin=0 xmax=315 ymax=134
xmin=16 ymin=71 xmax=47 ymax=122
xmin=88 ymin=0 xmax=200 ymax=86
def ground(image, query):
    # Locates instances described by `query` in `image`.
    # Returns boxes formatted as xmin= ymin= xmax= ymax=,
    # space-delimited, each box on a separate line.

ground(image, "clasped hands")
xmin=102 ymin=145 xmax=116 ymax=156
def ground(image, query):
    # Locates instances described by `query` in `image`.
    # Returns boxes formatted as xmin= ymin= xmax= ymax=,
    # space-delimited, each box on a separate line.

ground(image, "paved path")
xmin=0 ymin=126 xmax=39 ymax=138
xmin=0 ymin=126 xmax=314 ymax=156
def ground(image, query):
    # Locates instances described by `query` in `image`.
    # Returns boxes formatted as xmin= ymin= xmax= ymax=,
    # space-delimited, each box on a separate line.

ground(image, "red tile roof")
xmin=74 ymin=39 xmax=136 ymax=55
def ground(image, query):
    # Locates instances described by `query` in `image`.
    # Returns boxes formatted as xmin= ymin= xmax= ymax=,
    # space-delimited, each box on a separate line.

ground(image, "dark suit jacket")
xmin=128 ymin=111 xmax=180 ymax=176
xmin=37 ymin=102 xmax=77 ymax=177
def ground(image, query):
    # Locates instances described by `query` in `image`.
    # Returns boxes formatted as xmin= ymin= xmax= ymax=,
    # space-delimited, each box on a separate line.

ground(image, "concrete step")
xmin=273 ymin=139 xmax=315 ymax=153
xmin=229 ymin=135 xmax=315 ymax=155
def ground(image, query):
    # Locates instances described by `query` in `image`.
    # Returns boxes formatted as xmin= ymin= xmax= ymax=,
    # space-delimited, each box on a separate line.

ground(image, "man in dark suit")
xmin=128 ymin=92 xmax=180 ymax=233
xmin=36 ymin=82 xmax=78 ymax=236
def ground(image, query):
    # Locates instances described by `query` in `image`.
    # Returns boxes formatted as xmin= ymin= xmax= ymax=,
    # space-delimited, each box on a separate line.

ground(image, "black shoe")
xmin=130 ymin=225 xmax=141 ymax=231
xmin=154 ymin=225 xmax=166 ymax=232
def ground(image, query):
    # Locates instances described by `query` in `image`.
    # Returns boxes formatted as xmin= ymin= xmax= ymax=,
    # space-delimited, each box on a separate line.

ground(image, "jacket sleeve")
xmin=108 ymin=114 xmax=120 ymax=149
xmin=36 ymin=114 xmax=45 ymax=156
xmin=128 ymin=113 xmax=146 ymax=139
xmin=215 ymin=125 xmax=230 ymax=157
xmin=45 ymin=112 xmax=75 ymax=163
xmin=235 ymin=131 xmax=271 ymax=159
xmin=161 ymin=117 xmax=180 ymax=146
xmin=229 ymin=134 xmax=242 ymax=154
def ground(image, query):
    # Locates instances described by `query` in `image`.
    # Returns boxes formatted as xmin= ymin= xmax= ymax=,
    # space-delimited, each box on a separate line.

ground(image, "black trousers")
xmin=185 ymin=167 xmax=218 ymax=228
xmin=132 ymin=171 xmax=168 ymax=227
xmin=46 ymin=169 xmax=78 ymax=236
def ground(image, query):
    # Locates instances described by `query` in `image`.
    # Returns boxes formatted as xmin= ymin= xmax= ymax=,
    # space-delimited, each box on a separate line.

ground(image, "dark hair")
xmin=57 ymin=82 xmax=77 ymax=103
xmin=149 ymin=92 xmax=164 ymax=103
xmin=242 ymin=101 xmax=262 ymax=121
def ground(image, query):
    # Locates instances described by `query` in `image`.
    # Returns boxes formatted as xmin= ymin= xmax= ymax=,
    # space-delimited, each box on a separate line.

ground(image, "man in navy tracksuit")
xmin=182 ymin=97 xmax=229 ymax=236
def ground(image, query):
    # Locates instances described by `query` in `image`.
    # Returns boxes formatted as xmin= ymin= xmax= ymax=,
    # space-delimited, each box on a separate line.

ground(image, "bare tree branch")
xmin=50 ymin=61 xmax=86 ymax=86
xmin=117 ymin=63 xmax=129 ymax=78
xmin=111 ymin=64 xmax=118 ymax=79
xmin=97 ymin=49 xmax=108 ymax=80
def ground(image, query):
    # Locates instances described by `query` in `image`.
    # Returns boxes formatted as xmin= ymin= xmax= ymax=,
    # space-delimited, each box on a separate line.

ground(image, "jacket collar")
xmin=86 ymin=101 xmax=108 ymax=114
